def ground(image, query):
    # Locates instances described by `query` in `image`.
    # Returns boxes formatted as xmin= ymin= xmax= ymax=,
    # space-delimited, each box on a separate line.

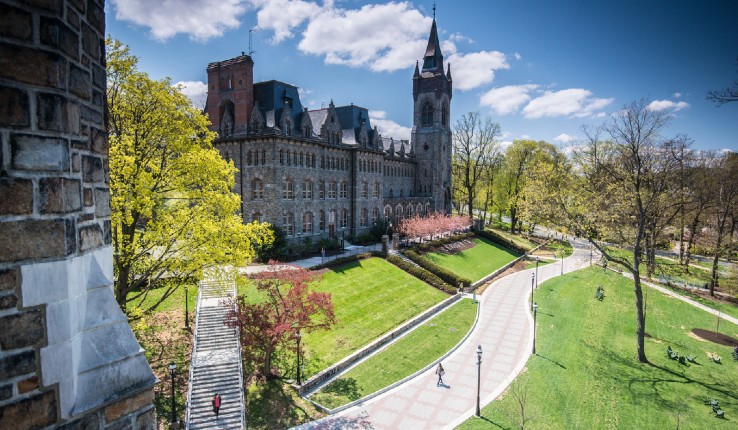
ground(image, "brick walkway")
xmin=295 ymin=239 xmax=592 ymax=430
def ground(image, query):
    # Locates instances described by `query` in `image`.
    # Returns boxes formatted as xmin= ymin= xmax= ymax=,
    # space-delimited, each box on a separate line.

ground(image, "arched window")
xmin=361 ymin=182 xmax=368 ymax=198
xmin=340 ymin=209 xmax=348 ymax=228
xmin=253 ymin=211 xmax=262 ymax=223
xmin=328 ymin=181 xmax=337 ymax=199
xmin=384 ymin=206 xmax=392 ymax=220
xmin=339 ymin=181 xmax=348 ymax=199
xmin=407 ymin=204 xmax=413 ymax=218
xmin=319 ymin=210 xmax=325 ymax=231
xmin=251 ymin=179 xmax=264 ymax=200
xmin=282 ymin=179 xmax=294 ymax=199
xmin=417 ymin=203 xmax=423 ymax=215
xmin=396 ymin=205 xmax=403 ymax=220
xmin=283 ymin=212 xmax=294 ymax=236
xmin=318 ymin=181 xmax=325 ymax=199
xmin=372 ymin=207 xmax=379 ymax=225
xmin=360 ymin=208 xmax=368 ymax=227
xmin=373 ymin=182 xmax=380 ymax=198
xmin=421 ymin=103 xmax=433 ymax=127
xmin=303 ymin=212 xmax=313 ymax=234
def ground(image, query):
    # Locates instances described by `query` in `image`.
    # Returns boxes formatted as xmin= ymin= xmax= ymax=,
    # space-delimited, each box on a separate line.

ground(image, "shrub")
xmin=403 ymin=249 xmax=473 ymax=287
xmin=386 ymin=255 xmax=456 ymax=294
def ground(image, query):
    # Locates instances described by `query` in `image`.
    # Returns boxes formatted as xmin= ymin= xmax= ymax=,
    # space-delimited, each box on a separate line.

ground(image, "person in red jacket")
xmin=212 ymin=393 xmax=221 ymax=419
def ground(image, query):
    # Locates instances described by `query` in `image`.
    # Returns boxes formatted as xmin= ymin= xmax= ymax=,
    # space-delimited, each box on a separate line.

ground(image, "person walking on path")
xmin=212 ymin=393 xmax=221 ymax=419
xmin=435 ymin=363 xmax=445 ymax=386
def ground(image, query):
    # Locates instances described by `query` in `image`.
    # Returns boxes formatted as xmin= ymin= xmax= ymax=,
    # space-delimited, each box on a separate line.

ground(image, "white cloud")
xmin=251 ymin=0 xmax=322 ymax=43
xmin=554 ymin=133 xmax=575 ymax=143
xmin=514 ymin=52 xmax=522 ymax=60
xmin=446 ymin=49 xmax=509 ymax=91
xmin=522 ymin=89 xmax=613 ymax=119
xmin=298 ymin=3 xmax=430 ymax=72
xmin=369 ymin=110 xmax=410 ymax=140
xmin=480 ymin=84 xmax=538 ymax=115
xmin=647 ymin=99 xmax=690 ymax=111
xmin=673 ymin=92 xmax=682 ymax=98
xmin=175 ymin=81 xmax=208 ymax=108
xmin=111 ymin=0 xmax=246 ymax=41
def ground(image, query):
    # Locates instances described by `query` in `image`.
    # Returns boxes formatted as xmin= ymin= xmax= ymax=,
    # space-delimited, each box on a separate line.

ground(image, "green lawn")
xmin=283 ymin=258 xmax=448 ymax=376
xmin=457 ymin=266 xmax=738 ymax=430
xmin=487 ymin=228 xmax=538 ymax=251
xmin=311 ymin=298 xmax=478 ymax=409
xmin=423 ymin=237 xmax=521 ymax=282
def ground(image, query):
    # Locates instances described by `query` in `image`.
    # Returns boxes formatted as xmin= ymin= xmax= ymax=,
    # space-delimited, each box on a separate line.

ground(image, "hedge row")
xmin=415 ymin=232 xmax=476 ymax=253
xmin=385 ymin=255 xmax=457 ymax=294
xmin=403 ymin=249 xmax=473 ymax=288
xmin=309 ymin=251 xmax=382 ymax=271
xmin=475 ymin=229 xmax=528 ymax=254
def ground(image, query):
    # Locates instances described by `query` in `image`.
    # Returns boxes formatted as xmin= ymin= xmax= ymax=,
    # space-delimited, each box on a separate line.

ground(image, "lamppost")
xmin=532 ymin=303 xmax=538 ymax=354
xmin=535 ymin=257 xmax=539 ymax=289
xmin=184 ymin=284 xmax=189 ymax=330
xmin=296 ymin=330 xmax=302 ymax=385
xmin=341 ymin=227 xmax=345 ymax=251
xmin=530 ymin=273 xmax=535 ymax=311
xmin=168 ymin=361 xmax=177 ymax=425
xmin=560 ymin=250 xmax=564 ymax=275
xmin=475 ymin=345 xmax=483 ymax=417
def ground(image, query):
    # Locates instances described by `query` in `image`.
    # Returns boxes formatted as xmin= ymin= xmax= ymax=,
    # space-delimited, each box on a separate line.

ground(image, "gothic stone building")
xmin=206 ymin=19 xmax=452 ymax=243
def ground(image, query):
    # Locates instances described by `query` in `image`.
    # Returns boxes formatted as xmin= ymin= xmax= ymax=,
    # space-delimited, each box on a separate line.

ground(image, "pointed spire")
xmin=414 ymin=60 xmax=420 ymax=78
xmin=422 ymin=16 xmax=443 ymax=72
xmin=447 ymin=63 xmax=452 ymax=80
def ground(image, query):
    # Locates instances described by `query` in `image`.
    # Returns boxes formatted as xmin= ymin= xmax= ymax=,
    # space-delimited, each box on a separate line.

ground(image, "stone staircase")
xmin=391 ymin=250 xmax=422 ymax=269
xmin=186 ymin=278 xmax=245 ymax=429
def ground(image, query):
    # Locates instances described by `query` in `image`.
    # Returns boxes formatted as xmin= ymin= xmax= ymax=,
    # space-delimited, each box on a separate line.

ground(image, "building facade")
xmin=207 ymin=19 xmax=452 ymax=243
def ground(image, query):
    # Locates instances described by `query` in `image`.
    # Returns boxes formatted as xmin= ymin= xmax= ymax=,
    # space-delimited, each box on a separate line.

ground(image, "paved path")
xmin=295 ymin=240 xmax=592 ymax=430
xmin=186 ymin=277 xmax=245 ymax=429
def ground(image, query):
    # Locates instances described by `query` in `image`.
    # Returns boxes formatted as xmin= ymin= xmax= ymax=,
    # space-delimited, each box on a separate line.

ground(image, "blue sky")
xmin=106 ymin=0 xmax=738 ymax=151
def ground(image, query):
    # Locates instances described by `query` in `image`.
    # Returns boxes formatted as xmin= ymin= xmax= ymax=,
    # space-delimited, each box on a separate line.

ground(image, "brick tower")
xmin=206 ymin=54 xmax=254 ymax=137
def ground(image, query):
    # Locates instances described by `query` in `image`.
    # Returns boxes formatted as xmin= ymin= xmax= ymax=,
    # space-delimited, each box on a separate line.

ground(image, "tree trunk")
xmin=632 ymin=248 xmax=648 ymax=363
xmin=710 ymin=251 xmax=721 ymax=297
xmin=684 ymin=213 xmax=701 ymax=274
xmin=115 ymin=266 xmax=130 ymax=311
xmin=510 ymin=207 xmax=518 ymax=234
xmin=263 ymin=345 xmax=274 ymax=377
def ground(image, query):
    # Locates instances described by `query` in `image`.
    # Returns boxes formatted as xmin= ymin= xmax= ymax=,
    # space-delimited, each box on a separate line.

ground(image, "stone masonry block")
xmin=0 ymin=85 xmax=30 ymax=128
xmin=83 ymin=188 xmax=93 ymax=206
xmin=103 ymin=220 xmax=111 ymax=244
xmin=11 ymin=133 xmax=70 ymax=172
xmin=66 ymin=5 xmax=81 ymax=30
xmin=37 ymin=92 xmax=80 ymax=134
xmin=17 ymin=376 xmax=39 ymax=394
xmin=90 ymin=127 xmax=107 ymax=154
xmin=0 ymin=43 xmax=66 ymax=90
xmin=81 ymin=155 xmax=103 ymax=182
xmin=0 ymin=4 xmax=33 ymax=41
xmin=0 ymin=350 xmax=36 ymax=379
xmin=40 ymin=17 xmax=79 ymax=60
xmin=69 ymin=64 xmax=91 ymax=100
xmin=0 ymin=390 xmax=57 ymax=430
xmin=0 ymin=309 xmax=44 ymax=350
xmin=0 ymin=177 xmax=34 ymax=215
xmin=80 ymin=22 xmax=100 ymax=61
xmin=94 ymin=187 xmax=110 ymax=217
xmin=104 ymin=388 xmax=154 ymax=423
xmin=79 ymin=223 xmax=104 ymax=252
xmin=0 ymin=293 xmax=18 ymax=310
xmin=40 ymin=177 xmax=82 ymax=213
xmin=86 ymin=1 xmax=104 ymax=33
xmin=91 ymin=63 xmax=105 ymax=89
xmin=0 ymin=218 xmax=76 ymax=262
xmin=0 ymin=384 xmax=11 ymax=401
xmin=24 ymin=0 xmax=62 ymax=12
xmin=58 ymin=412 xmax=100 ymax=430
xmin=135 ymin=408 xmax=156 ymax=430
xmin=0 ymin=268 xmax=18 ymax=292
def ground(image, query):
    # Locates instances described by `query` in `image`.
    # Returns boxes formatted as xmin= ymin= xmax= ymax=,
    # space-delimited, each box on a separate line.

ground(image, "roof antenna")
xmin=433 ymin=1 xmax=436 ymax=19
xmin=249 ymin=27 xmax=257 ymax=56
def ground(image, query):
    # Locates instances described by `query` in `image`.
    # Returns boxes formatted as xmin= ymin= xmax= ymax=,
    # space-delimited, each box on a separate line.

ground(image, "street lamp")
xmin=168 ymin=361 xmax=177 ymax=425
xmin=560 ymin=250 xmax=564 ymax=275
xmin=530 ymin=273 xmax=535 ymax=311
xmin=296 ymin=330 xmax=302 ymax=385
xmin=532 ymin=303 xmax=538 ymax=354
xmin=341 ymin=227 xmax=345 ymax=251
xmin=475 ymin=345 xmax=483 ymax=417
xmin=535 ymin=257 xmax=539 ymax=289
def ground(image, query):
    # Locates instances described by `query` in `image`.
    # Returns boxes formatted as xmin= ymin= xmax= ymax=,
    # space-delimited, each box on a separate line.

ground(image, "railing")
xmin=184 ymin=286 xmax=203 ymax=430
xmin=232 ymin=281 xmax=246 ymax=430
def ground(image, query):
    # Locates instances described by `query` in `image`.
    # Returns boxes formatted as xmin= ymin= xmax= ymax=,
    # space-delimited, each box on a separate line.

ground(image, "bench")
xmin=667 ymin=346 xmax=678 ymax=360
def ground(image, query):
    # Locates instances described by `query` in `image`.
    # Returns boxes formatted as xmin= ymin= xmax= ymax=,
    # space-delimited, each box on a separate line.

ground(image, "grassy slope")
xmin=457 ymin=266 xmax=738 ymax=430
xmin=304 ymin=258 xmax=448 ymax=375
xmin=423 ymin=237 xmax=520 ymax=282
xmin=487 ymin=228 xmax=538 ymax=251
xmin=311 ymin=298 xmax=478 ymax=409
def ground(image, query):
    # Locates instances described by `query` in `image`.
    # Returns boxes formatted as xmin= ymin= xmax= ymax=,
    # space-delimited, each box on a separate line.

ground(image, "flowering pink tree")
xmin=398 ymin=213 xmax=472 ymax=242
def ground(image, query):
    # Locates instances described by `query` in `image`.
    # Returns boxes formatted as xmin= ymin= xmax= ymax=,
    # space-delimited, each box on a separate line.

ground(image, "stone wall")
xmin=0 ymin=1 xmax=156 ymax=428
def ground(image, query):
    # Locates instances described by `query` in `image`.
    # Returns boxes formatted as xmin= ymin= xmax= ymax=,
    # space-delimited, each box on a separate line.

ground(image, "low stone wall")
xmin=297 ymin=293 xmax=462 ymax=396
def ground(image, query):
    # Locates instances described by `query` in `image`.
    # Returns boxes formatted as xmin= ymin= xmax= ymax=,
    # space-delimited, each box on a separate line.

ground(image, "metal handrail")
xmin=184 ymin=284 xmax=203 ymax=430
xmin=232 ymin=280 xmax=247 ymax=429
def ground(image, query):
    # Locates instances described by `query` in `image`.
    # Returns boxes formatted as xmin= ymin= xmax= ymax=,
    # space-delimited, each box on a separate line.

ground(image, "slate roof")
xmin=253 ymin=80 xmax=304 ymax=130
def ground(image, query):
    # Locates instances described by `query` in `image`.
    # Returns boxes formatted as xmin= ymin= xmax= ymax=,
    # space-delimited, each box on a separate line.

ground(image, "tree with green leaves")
xmin=107 ymin=38 xmax=273 ymax=311
xmin=496 ymin=140 xmax=539 ymax=233
xmin=451 ymin=112 xmax=502 ymax=217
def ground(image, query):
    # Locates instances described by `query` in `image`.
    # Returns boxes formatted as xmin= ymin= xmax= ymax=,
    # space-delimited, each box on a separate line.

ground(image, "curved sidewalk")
xmin=295 ymin=239 xmax=592 ymax=430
